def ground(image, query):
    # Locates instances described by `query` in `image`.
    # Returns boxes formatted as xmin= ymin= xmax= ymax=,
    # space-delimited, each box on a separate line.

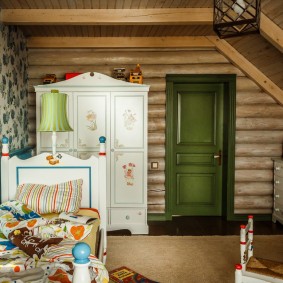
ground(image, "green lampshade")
xmin=38 ymin=89 xmax=73 ymax=132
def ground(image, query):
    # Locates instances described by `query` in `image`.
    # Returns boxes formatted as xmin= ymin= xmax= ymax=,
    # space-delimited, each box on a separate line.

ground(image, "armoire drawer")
xmin=110 ymin=208 xmax=146 ymax=225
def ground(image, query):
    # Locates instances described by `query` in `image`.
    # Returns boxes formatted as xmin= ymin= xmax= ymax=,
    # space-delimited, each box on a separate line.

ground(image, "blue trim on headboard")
xmin=0 ymin=146 xmax=34 ymax=204
xmin=16 ymin=166 xmax=92 ymax=207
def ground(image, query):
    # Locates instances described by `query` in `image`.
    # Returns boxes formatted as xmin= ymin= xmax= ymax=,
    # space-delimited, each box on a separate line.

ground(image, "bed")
xmin=0 ymin=136 xmax=108 ymax=283
xmin=235 ymin=215 xmax=283 ymax=283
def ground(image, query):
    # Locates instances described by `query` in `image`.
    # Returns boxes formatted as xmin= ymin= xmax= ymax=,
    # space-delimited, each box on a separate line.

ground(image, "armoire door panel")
xmin=74 ymin=94 xmax=108 ymax=151
xmin=112 ymin=151 xmax=144 ymax=206
xmin=112 ymin=94 xmax=144 ymax=149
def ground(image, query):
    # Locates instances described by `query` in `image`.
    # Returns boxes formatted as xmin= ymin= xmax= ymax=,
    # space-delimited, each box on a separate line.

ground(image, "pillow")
xmin=16 ymin=179 xmax=83 ymax=214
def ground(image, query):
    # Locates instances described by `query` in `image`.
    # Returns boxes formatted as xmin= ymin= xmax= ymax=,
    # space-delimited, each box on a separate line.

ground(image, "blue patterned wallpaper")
xmin=0 ymin=24 xmax=29 ymax=150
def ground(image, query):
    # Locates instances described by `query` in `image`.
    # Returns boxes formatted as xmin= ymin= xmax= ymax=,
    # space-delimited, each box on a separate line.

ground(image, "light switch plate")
xmin=151 ymin=162 xmax=159 ymax=169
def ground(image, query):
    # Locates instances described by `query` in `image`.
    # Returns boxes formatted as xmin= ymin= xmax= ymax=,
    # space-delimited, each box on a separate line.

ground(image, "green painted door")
xmin=168 ymin=83 xmax=224 ymax=216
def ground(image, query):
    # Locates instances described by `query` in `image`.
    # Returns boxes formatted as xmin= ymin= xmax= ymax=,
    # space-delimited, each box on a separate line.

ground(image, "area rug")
xmin=106 ymin=235 xmax=283 ymax=283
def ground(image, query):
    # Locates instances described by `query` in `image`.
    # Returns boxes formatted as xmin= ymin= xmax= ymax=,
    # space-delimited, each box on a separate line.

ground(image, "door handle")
xmin=214 ymin=150 xmax=222 ymax=166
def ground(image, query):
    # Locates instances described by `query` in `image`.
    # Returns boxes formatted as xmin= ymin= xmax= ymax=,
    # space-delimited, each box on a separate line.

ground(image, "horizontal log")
xmin=237 ymin=104 xmax=283 ymax=118
xmin=236 ymin=77 xmax=261 ymax=92
xmin=28 ymin=50 xmax=229 ymax=66
xmin=28 ymin=133 xmax=36 ymax=146
xmin=28 ymin=119 xmax=36 ymax=132
xmin=236 ymin=130 xmax=283 ymax=144
xmin=234 ymin=208 xmax=272 ymax=214
xmin=148 ymin=195 xmax=165 ymax=205
xmin=28 ymin=106 xmax=36 ymax=119
xmin=28 ymin=92 xmax=36 ymax=106
xmin=148 ymin=204 xmax=165 ymax=213
xmin=148 ymin=105 xmax=166 ymax=118
xmin=148 ymin=92 xmax=166 ymax=105
xmin=235 ymin=170 xmax=273 ymax=182
xmin=148 ymin=158 xmax=165 ymax=171
xmin=148 ymin=171 xmax=165 ymax=184
xmin=235 ymin=143 xmax=282 ymax=157
xmin=234 ymin=195 xmax=273 ymax=209
xmin=148 ymin=190 xmax=165 ymax=198
xmin=29 ymin=79 xmax=43 ymax=92
xmin=148 ymin=145 xmax=165 ymax=158
xmin=235 ymin=182 xmax=273 ymax=196
xmin=236 ymin=118 xmax=283 ymax=130
xmin=28 ymin=63 xmax=244 ymax=79
xmin=236 ymin=90 xmax=277 ymax=105
xmin=143 ymin=78 xmax=165 ymax=92
xmin=148 ymin=184 xmax=165 ymax=192
xmin=235 ymin=157 xmax=273 ymax=170
xmin=148 ymin=118 xmax=165 ymax=131
xmin=148 ymin=133 xmax=165 ymax=145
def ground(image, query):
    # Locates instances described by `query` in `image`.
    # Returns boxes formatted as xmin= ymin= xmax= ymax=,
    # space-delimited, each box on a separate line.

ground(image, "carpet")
xmin=105 ymin=235 xmax=283 ymax=283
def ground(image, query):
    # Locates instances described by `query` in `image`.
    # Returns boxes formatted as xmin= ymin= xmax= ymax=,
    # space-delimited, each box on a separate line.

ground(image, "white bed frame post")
xmin=235 ymin=215 xmax=254 ymax=283
xmin=247 ymin=215 xmax=254 ymax=259
xmin=240 ymin=216 xmax=254 ymax=270
xmin=72 ymin=242 xmax=92 ymax=283
xmin=1 ymin=136 xmax=9 ymax=203
xmin=98 ymin=136 xmax=107 ymax=264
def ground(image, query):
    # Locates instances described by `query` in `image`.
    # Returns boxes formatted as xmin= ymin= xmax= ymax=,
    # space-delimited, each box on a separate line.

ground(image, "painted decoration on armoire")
xmin=115 ymin=139 xmax=124 ymax=148
xmin=123 ymin=163 xmax=136 ymax=186
xmin=123 ymin=109 xmax=136 ymax=130
xmin=86 ymin=110 xmax=97 ymax=131
xmin=0 ymin=24 xmax=29 ymax=150
xmin=58 ymin=139 xmax=69 ymax=148
xmin=78 ymin=138 xmax=87 ymax=147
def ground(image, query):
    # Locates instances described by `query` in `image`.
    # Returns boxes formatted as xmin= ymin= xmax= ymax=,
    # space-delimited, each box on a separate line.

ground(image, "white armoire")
xmin=34 ymin=72 xmax=149 ymax=234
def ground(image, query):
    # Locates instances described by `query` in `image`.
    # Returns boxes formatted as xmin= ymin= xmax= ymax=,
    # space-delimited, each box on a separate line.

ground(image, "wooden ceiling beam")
xmin=27 ymin=36 xmax=214 ymax=48
xmin=3 ymin=8 xmax=282 ymax=53
xmin=207 ymin=36 xmax=283 ymax=106
xmin=260 ymin=13 xmax=283 ymax=53
xmin=1 ymin=8 xmax=212 ymax=25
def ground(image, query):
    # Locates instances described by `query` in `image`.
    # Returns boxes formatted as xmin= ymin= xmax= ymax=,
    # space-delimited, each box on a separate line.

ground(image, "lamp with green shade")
xmin=38 ymin=89 xmax=73 ymax=156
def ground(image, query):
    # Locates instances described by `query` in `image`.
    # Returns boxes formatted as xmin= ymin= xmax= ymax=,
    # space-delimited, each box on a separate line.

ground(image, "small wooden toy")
xmin=129 ymin=64 xmax=143 ymax=84
xmin=43 ymin=74 xmax=57 ymax=84
xmin=113 ymin=68 xmax=126 ymax=81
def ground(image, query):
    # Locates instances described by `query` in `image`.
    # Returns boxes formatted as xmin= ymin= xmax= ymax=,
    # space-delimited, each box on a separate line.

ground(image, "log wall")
xmin=27 ymin=48 xmax=283 ymax=215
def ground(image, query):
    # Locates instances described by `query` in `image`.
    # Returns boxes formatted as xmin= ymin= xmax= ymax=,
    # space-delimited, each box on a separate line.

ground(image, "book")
xmin=59 ymin=212 xmax=97 ymax=224
xmin=109 ymin=266 xmax=159 ymax=283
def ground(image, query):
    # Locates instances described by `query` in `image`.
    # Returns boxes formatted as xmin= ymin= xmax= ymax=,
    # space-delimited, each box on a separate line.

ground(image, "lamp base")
xmin=52 ymin=131 xmax=57 ymax=156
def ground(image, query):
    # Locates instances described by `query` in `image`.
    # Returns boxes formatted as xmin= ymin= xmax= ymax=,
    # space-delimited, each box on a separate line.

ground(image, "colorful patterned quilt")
xmin=0 ymin=201 xmax=109 ymax=283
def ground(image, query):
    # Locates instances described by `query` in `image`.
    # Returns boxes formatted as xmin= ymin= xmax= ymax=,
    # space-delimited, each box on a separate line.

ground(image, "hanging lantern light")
xmin=213 ymin=0 xmax=261 ymax=38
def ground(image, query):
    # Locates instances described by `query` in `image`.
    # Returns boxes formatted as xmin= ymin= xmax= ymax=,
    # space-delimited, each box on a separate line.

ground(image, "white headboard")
xmin=1 ymin=136 xmax=107 ymax=261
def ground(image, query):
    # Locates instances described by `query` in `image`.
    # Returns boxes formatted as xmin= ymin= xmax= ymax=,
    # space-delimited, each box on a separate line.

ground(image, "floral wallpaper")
xmin=0 ymin=24 xmax=29 ymax=150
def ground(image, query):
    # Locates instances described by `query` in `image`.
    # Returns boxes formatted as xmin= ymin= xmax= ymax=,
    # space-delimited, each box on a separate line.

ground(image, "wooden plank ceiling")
xmin=0 ymin=0 xmax=282 ymax=103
